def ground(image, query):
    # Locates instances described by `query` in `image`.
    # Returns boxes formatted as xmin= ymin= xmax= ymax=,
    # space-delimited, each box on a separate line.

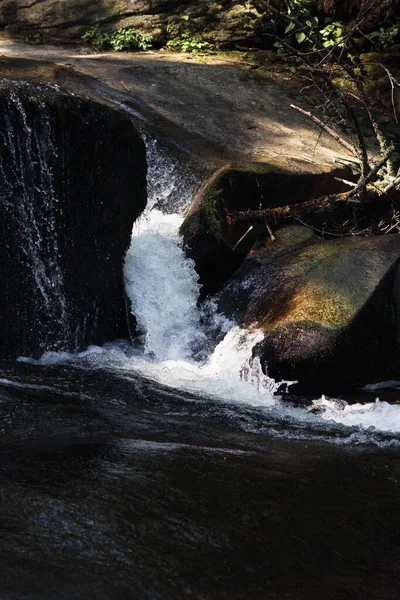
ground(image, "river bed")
xmin=0 ymin=362 xmax=399 ymax=599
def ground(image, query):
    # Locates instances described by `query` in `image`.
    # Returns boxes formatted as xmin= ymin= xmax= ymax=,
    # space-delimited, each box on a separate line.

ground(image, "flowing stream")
xmin=1 ymin=98 xmax=400 ymax=600
xmin=17 ymin=133 xmax=400 ymax=446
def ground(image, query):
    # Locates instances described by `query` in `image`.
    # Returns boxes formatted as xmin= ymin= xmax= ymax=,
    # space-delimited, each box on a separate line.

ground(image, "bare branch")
xmin=225 ymin=192 xmax=352 ymax=225
xmin=290 ymin=103 xmax=357 ymax=156
xmin=378 ymin=63 xmax=400 ymax=125
xmin=263 ymin=32 xmax=371 ymax=176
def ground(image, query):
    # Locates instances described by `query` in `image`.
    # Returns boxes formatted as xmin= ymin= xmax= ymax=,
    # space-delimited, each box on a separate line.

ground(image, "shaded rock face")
xmin=217 ymin=226 xmax=400 ymax=392
xmin=0 ymin=82 xmax=147 ymax=359
xmin=180 ymin=164 xmax=353 ymax=296
xmin=0 ymin=0 xmax=260 ymax=46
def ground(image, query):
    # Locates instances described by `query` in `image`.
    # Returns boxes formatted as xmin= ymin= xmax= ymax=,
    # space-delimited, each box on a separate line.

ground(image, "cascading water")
xmin=122 ymin=197 xmax=400 ymax=437
xmin=0 ymin=84 xmax=70 ymax=347
xmin=118 ymin=132 xmax=279 ymax=402
xmin=125 ymin=211 xmax=205 ymax=361
xmin=19 ymin=127 xmax=400 ymax=442
xmin=0 ymin=81 xmax=146 ymax=358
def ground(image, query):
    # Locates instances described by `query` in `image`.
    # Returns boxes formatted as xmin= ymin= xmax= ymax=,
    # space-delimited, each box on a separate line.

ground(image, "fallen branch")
xmin=345 ymin=145 xmax=394 ymax=199
xmin=226 ymin=192 xmax=350 ymax=224
xmin=232 ymin=225 xmax=254 ymax=250
xmin=225 ymin=147 xmax=395 ymax=225
xmin=334 ymin=177 xmax=357 ymax=188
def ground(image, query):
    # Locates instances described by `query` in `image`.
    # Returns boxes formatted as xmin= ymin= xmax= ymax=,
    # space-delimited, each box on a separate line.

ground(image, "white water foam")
xmin=310 ymin=396 xmax=400 ymax=433
xmin=122 ymin=209 xmax=282 ymax=403
xmin=15 ymin=129 xmax=400 ymax=440
xmin=21 ymin=207 xmax=400 ymax=438
xmin=124 ymin=210 xmax=205 ymax=361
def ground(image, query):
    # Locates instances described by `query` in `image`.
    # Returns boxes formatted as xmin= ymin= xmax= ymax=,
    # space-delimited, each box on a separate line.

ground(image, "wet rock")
xmin=180 ymin=162 xmax=352 ymax=295
xmin=217 ymin=226 xmax=400 ymax=393
xmin=0 ymin=82 xmax=147 ymax=358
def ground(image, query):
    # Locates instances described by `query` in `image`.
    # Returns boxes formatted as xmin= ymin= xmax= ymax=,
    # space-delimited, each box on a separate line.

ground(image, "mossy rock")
xmin=217 ymin=230 xmax=400 ymax=393
xmin=180 ymin=161 xmax=353 ymax=296
xmin=0 ymin=0 xmax=267 ymax=45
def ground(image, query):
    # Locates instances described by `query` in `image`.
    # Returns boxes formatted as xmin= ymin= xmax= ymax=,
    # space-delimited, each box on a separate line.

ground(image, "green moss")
xmin=202 ymin=185 xmax=225 ymax=239
xmin=180 ymin=183 xmax=226 ymax=242
xmin=179 ymin=210 xmax=198 ymax=240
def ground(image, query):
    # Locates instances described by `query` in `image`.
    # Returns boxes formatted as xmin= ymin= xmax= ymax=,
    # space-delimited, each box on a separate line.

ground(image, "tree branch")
xmin=290 ymin=103 xmax=357 ymax=156
xmin=263 ymin=32 xmax=371 ymax=177
xmin=225 ymin=192 xmax=351 ymax=225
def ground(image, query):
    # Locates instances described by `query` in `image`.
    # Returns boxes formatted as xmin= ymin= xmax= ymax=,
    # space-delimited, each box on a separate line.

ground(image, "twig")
xmin=346 ymin=146 xmax=394 ymax=199
xmin=232 ymin=225 xmax=254 ymax=251
xmin=266 ymin=223 xmax=276 ymax=242
xmin=120 ymin=80 xmax=130 ymax=92
xmin=293 ymin=216 xmax=343 ymax=236
xmin=263 ymin=32 xmax=370 ymax=177
xmin=290 ymin=104 xmax=357 ymax=155
xmin=382 ymin=174 xmax=400 ymax=195
xmin=334 ymin=177 xmax=357 ymax=188
xmin=379 ymin=63 xmax=400 ymax=125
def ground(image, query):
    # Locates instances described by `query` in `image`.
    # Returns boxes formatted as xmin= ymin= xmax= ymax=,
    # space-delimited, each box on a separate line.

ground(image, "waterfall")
xmin=124 ymin=211 xmax=205 ymax=361
xmin=0 ymin=85 xmax=70 ymax=347
xmin=1 ymin=90 xmax=65 ymax=307
xmin=0 ymin=81 xmax=147 ymax=358
xmin=15 ymin=126 xmax=400 ymax=438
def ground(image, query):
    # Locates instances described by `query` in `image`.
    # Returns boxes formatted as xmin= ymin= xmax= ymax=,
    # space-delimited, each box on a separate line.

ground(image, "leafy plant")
xmin=281 ymin=0 xmax=319 ymax=45
xmin=82 ymin=25 xmax=153 ymax=52
xmin=365 ymin=26 xmax=398 ymax=49
xmin=319 ymin=22 xmax=344 ymax=48
xmin=166 ymin=14 xmax=215 ymax=53
xmin=110 ymin=27 xmax=153 ymax=52
xmin=81 ymin=25 xmax=111 ymax=51
xmin=281 ymin=3 xmax=343 ymax=49
xmin=167 ymin=31 xmax=213 ymax=53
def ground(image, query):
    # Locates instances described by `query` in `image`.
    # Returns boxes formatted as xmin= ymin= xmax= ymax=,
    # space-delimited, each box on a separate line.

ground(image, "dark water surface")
xmin=0 ymin=363 xmax=399 ymax=599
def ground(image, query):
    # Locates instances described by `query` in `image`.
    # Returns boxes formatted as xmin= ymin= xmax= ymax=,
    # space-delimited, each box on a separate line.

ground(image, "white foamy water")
xmin=121 ymin=208 xmax=285 ymax=403
xmin=22 ymin=207 xmax=400 ymax=439
xmin=310 ymin=396 xmax=400 ymax=433
xmin=15 ymin=132 xmax=400 ymax=441
xmin=124 ymin=211 xmax=205 ymax=361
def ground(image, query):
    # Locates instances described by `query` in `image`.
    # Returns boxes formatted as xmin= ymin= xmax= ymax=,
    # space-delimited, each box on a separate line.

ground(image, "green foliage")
xmin=319 ymin=22 xmax=344 ymax=48
xmin=365 ymin=26 xmax=399 ymax=49
xmin=274 ymin=1 xmax=345 ymax=50
xmin=283 ymin=0 xmax=318 ymax=43
xmin=82 ymin=25 xmax=153 ymax=52
xmin=110 ymin=27 xmax=152 ymax=51
xmin=82 ymin=25 xmax=111 ymax=51
xmin=273 ymin=0 xmax=398 ymax=54
xmin=166 ymin=15 xmax=216 ymax=53
xmin=167 ymin=31 xmax=214 ymax=53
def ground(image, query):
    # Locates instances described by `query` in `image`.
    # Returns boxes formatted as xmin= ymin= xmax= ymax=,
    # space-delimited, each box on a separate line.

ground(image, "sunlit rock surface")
xmin=217 ymin=226 xmax=400 ymax=392
xmin=0 ymin=0 xmax=262 ymax=46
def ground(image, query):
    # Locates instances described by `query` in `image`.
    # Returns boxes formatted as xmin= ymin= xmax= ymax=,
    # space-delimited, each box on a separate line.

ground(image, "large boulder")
xmin=217 ymin=225 xmax=400 ymax=393
xmin=0 ymin=82 xmax=147 ymax=358
xmin=180 ymin=162 xmax=353 ymax=295
xmin=0 ymin=0 xmax=265 ymax=46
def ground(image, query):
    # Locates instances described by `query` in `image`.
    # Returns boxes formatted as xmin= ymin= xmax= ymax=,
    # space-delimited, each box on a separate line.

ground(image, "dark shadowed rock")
xmin=217 ymin=226 xmax=400 ymax=393
xmin=0 ymin=82 xmax=147 ymax=358
xmin=180 ymin=163 xmax=353 ymax=295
